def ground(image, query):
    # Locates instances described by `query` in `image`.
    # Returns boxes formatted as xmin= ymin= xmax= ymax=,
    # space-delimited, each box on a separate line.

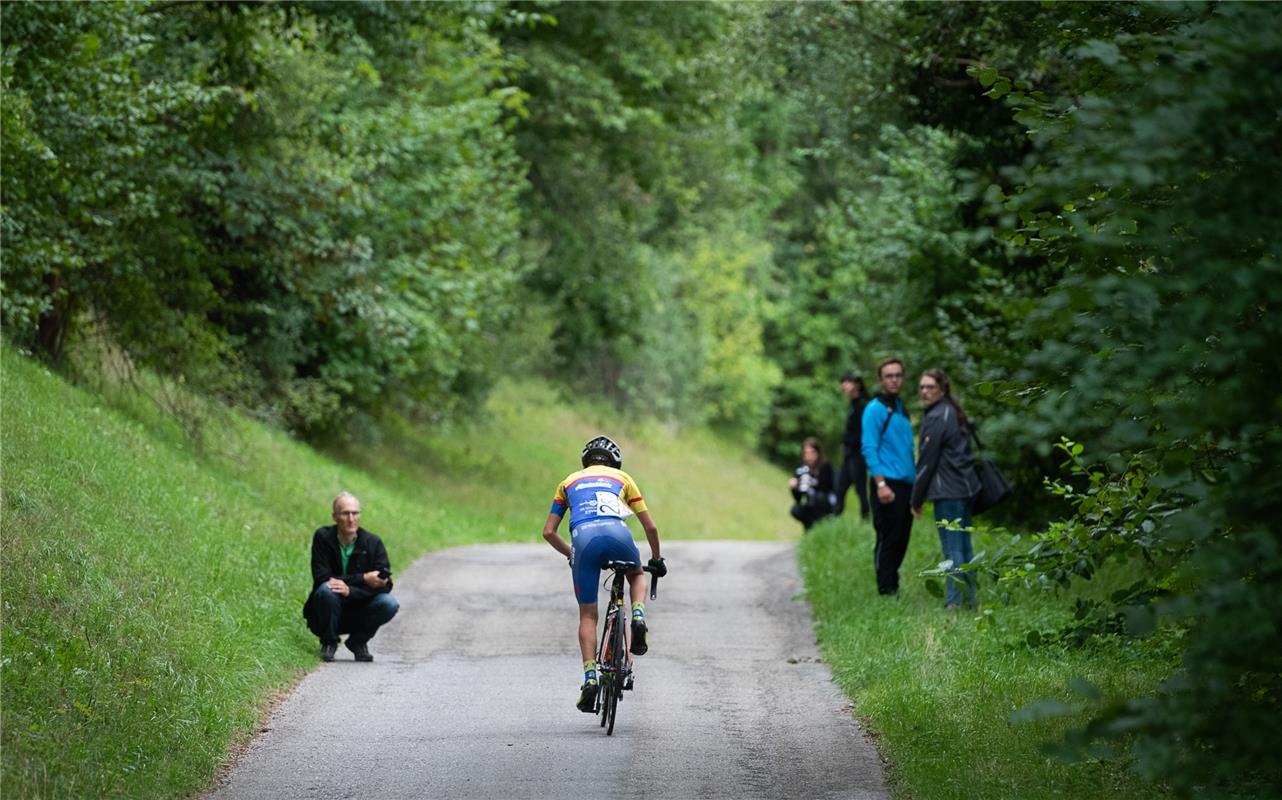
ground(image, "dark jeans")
xmin=834 ymin=453 xmax=869 ymax=519
xmin=306 ymin=585 xmax=400 ymax=646
xmin=934 ymin=497 xmax=976 ymax=608
xmin=871 ymin=479 xmax=913 ymax=595
xmin=790 ymin=497 xmax=833 ymax=530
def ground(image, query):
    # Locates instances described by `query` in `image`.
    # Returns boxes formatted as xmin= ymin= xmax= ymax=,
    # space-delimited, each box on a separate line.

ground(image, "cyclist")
xmin=542 ymin=435 xmax=666 ymax=713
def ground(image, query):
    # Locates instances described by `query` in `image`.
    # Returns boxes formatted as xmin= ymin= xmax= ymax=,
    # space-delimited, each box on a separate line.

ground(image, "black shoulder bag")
xmin=970 ymin=427 xmax=1012 ymax=515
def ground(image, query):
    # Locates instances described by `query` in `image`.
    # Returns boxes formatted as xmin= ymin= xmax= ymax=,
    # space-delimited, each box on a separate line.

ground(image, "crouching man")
xmin=303 ymin=492 xmax=398 ymax=662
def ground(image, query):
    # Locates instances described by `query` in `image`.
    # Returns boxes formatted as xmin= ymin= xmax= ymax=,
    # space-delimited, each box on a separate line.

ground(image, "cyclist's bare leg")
xmin=578 ymin=602 xmax=599 ymax=662
xmin=626 ymin=569 xmax=647 ymax=609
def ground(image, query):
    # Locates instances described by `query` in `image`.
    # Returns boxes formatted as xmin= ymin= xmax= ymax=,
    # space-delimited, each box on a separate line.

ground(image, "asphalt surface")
xmin=205 ymin=540 xmax=890 ymax=799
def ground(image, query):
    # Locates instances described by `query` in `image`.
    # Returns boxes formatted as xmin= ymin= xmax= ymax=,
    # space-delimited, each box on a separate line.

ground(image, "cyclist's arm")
xmin=542 ymin=512 xmax=571 ymax=558
xmin=635 ymin=510 xmax=661 ymax=561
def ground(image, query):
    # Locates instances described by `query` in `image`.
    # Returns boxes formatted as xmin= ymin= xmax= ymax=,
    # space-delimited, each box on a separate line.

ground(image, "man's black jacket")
xmin=302 ymin=526 xmax=393 ymax=619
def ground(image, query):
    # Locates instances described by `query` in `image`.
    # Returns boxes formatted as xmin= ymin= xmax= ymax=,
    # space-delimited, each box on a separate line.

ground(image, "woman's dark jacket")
xmin=911 ymin=400 xmax=981 ymax=508
xmin=302 ymin=526 xmax=393 ymax=619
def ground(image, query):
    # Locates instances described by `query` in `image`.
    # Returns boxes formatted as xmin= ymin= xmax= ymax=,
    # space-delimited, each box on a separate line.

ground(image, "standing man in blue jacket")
xmin=861 ymin=358 xmax=916 ymax=596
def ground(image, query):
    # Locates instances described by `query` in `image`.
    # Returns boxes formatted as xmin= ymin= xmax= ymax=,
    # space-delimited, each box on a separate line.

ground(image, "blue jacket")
xmin=861 ymin=395 xmax=915 ymax=483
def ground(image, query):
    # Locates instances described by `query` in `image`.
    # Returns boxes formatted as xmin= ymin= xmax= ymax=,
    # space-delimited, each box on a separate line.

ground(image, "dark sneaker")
xmin=347 ymin=640 xmax=374 ymax=662
xmin=576 ymin=681 xmax=599 ymax=713
xmin=320 ymin=642 xmax=337 ymax=662
xmin=630 ymin=617 xmax=648 ymax=656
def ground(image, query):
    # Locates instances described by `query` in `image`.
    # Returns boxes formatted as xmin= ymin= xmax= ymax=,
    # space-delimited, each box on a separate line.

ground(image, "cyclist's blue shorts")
xmin=571 ymin=519 xmax=641 ymax=605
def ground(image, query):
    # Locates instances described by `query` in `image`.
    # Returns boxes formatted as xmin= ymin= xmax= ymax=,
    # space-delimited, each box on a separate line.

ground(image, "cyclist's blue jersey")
xmin=550 ymin=466 xmax=648 ymax=531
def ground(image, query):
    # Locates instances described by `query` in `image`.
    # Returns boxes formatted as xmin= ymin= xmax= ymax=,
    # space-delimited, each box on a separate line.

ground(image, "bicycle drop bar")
xmin=645 ymin=565 xmax=660 ymax=600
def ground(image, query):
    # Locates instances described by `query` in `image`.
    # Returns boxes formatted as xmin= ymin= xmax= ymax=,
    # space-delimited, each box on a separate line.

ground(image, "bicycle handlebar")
xmin=645 ymin=565 xmax=660 ymax=600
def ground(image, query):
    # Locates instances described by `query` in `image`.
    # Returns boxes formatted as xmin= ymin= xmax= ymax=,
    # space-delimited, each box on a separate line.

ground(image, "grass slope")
xmin=0 ymin=349 xmax=792 ymax=798
xmin=799 ymin=515 xmax=1178 ymax=800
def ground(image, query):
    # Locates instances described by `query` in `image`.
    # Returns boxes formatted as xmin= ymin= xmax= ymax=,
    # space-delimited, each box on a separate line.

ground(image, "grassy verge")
xmin=799 ymin=514 xmax=1178 ymax=800
xmin=1 ymin=348 xmax=790 ymax=798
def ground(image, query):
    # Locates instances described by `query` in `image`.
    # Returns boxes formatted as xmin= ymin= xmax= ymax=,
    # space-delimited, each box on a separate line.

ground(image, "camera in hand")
xmin=794 ymin=465 xmax=815 ymax=504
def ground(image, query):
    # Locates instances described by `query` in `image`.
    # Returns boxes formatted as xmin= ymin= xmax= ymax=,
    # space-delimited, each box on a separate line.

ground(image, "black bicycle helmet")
xmin=581 ymin=435 xmax=623 ymax=469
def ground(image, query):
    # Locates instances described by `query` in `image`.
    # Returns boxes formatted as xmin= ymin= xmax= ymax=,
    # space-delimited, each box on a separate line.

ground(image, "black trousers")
xmin=790 ymin=497 xmax=833 ymax=530
xmin=834 ymin=453 xmax=870 ymax=519
xmin=871 ymin=478 xmax=913 ymax=595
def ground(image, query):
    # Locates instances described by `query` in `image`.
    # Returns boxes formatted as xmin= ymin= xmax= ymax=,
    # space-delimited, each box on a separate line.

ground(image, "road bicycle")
xmin=593 ymin=560 xmax=660 ymax=735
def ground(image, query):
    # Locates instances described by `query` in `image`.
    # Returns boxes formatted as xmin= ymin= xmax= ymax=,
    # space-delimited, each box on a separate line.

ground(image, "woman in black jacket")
xmin=911 ymin=369 xmax=981 ymax=609
xmin=789 ymin=436 xmax=836 ymax=531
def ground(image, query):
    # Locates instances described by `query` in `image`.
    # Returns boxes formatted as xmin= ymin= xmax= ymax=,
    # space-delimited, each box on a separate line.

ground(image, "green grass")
xmin=799 ymin=514 xmax=1178 ymax=800
xmin=0 ymin=348 xmax=791 ymax=798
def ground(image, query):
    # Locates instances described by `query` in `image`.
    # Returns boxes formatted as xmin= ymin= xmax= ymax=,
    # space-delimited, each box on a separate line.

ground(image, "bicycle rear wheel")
xmin=598 ymin=613 xmax=613 ymax=727
xmin=605 ymin=606 xmax=627 ymax=735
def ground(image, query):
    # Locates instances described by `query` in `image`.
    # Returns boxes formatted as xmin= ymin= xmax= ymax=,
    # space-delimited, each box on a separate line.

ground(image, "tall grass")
xmin=1 ymin=348 xmax=792 ymax=798
xmin=799 ymin=514 xmax=1178 ymax=800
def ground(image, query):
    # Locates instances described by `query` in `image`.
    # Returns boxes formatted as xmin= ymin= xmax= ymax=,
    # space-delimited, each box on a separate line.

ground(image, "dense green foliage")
xmin=2 ymin=1 xmax=526 ymax=435
xmin=498 ymin=2 xmax=786 ymax=438
xmin=4 ymin=1 xmax=1280 ymax=795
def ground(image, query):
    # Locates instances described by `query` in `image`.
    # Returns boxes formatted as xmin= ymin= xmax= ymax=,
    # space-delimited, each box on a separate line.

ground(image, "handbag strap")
xmin=970 ymin=424 xmax=985 ymax=454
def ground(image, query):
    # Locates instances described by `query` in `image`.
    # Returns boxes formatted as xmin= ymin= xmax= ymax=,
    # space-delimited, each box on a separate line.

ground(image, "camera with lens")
xmin=794 ymin=465 xmax=815 ymax=504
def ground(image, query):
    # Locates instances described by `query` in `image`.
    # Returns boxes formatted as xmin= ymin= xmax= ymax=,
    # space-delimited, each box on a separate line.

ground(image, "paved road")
xmin=206 ymin=541 xmax=889 ymax=799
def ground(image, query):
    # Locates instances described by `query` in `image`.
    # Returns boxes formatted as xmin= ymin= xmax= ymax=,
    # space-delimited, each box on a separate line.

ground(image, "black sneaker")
xmin=576 ymin=681 xmax=599 ymax=713
xmin=630 ymin=617 xmax=648 ymax=656
xmin=320 ymin=642 xmax=337 ymax=662
xmin=347 ymin=640 xmax=374 ymax=662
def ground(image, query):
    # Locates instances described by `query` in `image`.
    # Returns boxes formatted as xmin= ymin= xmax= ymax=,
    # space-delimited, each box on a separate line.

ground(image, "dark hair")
xmin=921 ymin=368 xmax=971 ymax=434
xmin=840 ymin=373 xmax=867 ymax=395
xmin=801 ymin=436 xmax=826 ymax=466
xmin=877 ymin=358 xmax=904 ymax=379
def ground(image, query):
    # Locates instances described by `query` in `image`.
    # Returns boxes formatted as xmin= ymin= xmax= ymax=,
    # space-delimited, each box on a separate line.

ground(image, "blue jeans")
xmin=306 ymin=585 xmax=400 ymax=645
xmin=934 ymin=497 xmax=975 ymax=608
